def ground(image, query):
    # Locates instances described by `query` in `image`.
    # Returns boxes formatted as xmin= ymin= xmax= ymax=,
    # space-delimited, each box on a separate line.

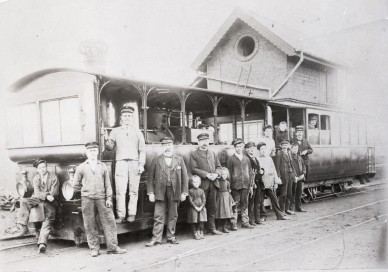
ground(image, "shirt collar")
xmin=235 ymin=152 xmax=243 ymax=160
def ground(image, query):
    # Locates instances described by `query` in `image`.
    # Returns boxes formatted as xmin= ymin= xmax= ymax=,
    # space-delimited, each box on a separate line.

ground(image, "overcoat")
xmin=275 ymin=150 xmax=296 ymax=182
xmin=147 ymin=154 xmax=189 ymax=201
xmin=190 ymin=148 xmax=222 ymax=190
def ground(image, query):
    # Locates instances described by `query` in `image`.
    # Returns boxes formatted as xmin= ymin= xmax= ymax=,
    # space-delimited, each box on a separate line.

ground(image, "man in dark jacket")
xmin=227 ymin=138 xmax=255 ymax=230
xmin=146 ymin=137 xmax=189 ymax=246
xmin=290 ymin=143 xmax=307 ymax=212
xmin=275 ymin=140 xmax=296 ymax=215
xmin=245 ymin=142 xmax=266 ymax=224
xmin=190 ymin=133 xmax=223 ymax=235
xmin=292 ymin=126 xmax=313 ymax=183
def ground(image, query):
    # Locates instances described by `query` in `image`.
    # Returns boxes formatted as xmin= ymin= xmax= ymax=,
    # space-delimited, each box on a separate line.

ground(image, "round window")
xmin=235 ymin=35 xmax=258 ymax=61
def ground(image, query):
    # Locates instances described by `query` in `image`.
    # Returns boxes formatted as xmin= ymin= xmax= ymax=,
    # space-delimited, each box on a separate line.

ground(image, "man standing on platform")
xmin=105 ymin=105 xmax=146 ymax=223
xmin=190 ymin=133 xmax=223 ymax=235
xmin=145 ymin=137 xmax=189 ymax=246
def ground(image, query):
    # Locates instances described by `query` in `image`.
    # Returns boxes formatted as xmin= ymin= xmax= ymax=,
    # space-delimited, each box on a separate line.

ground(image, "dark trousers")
xmin=17 ymin=197 xmax=56 ymax=246
xmin=201 ymin=182 xmax=218 ymax=231
xmin=248 ymin=188 xmax=266 ymax=223
xmin=278 ymin=177 xmax=294 ymax=212
xmin=231 ymin=189 xmax=249 ymax=227
xmin=81 ymin=197 xmax=118 ymax=252
xmin=264 ymin=189 xmax=284 ymax=219
xmin=151 ymin=187 xmax=179 ymax=243
xmin=293 ymin=180 xmax=304 ymax=211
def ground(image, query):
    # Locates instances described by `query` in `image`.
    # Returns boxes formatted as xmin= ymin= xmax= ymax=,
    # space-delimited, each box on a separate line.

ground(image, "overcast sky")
xmin=0 ymin=0 xmax=387 ymax=114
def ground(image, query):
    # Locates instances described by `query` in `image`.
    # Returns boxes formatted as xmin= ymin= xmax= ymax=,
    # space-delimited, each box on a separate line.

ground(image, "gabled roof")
xmin=191 ymin=8 xmax=339 ymax=71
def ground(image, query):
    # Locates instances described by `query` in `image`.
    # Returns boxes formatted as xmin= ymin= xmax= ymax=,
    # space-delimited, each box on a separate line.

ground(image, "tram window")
xmin=341 ymin=117 xmax=350 ymax=145
xmin=41 ymin=97 xmax=80 ymax=144
xmin=219 ymin=123 xmax=233 ymax=144
xmin=320 ymin=115 xmax=331 ymax=145
xmin=60 ymin=98 xmax=80 ymax=142
xmin=237 ymin=120 xmax=263 ymax=143
xmin=307 ymin=113 xmax=319 ymax=145
xmin=350 ymin=118 xmax=359 ymax=145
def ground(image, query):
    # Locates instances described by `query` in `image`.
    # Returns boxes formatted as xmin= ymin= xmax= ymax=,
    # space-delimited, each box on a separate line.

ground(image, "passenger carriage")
xmin=5 ymin=67 xmax=375 ymax=244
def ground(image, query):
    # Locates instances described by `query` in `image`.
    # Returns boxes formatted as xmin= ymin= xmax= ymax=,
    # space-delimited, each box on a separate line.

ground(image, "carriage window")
xmin=219 ymin=123 xmax=233 ymax=144
xmin=350 ymin=118 xmax=359 ymax=145
xmin=307 ymin=113 xmax=319 ymax=145
xmin=6 ymin=103 xmax=39 ymax=147
xmin=41 ymin=97 xmax=80 ymax=144
xmin=341 ymin=117 xmax=350 ymax=145
xmin=320 ymin=115 xmax=331 ymax=145
xmin=236 ymin=120 xmax=263 ymax=143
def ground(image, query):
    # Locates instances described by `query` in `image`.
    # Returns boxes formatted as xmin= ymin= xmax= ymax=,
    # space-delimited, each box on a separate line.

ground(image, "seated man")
xmin=16 ymin=159 xmax=59 ymax=253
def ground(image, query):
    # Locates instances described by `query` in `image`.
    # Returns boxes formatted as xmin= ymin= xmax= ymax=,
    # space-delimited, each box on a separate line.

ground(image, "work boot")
xmin=222 ymin=226 xmax=229 ymax=233
xmin=286 ymin=210 xmax=295 ymax=215
xmin=193 ymin=231 xmax=201 ymax=240
xmin=108 ymin=247 xmax=127 ymax=254
xmin=16 ymin=224 xmax=29 ymax=236
xmin=145 ymin=240 xmax=161 ymax=247
xmin=242 ymin=224 xmax=255 ymax=229
xmin=209 ymin=229 xmax=223 ymax=235
xmin=115 ymin=217 xmax=124 ymax=224
xmin=38 ymin=244 xmax=46 ymax=253
xmin=198 ymin=230 xmax=205 ymax=239
xmin=91 ymin=250 xmax=99 ymax=257
xmin=249 ymin=221 xmax=258 ymax=227
xmin=126 ymin=215 xmax=136 ymax=222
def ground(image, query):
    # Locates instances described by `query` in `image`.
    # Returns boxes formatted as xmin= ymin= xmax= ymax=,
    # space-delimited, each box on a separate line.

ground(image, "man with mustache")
xmin=146 ymin=137 xmax=188 ymax=246
xmin=190 ymin=133 xmax=223 ymax=235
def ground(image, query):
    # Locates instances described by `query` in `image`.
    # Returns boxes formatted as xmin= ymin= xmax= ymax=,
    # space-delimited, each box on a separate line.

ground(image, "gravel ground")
xmin=1 ymin=179 xmax=387 ymax=272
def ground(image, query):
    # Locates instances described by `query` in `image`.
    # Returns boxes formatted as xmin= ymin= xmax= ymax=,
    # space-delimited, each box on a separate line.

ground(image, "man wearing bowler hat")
xmin=73 ymin=142 xmax=127 ymax=257
xmin=16 ymin=158 xmax=59 ymax=253
xmin=145 ymin=137 xmax=189 ymax=246
xmin=105 ymin=104 xmax=146 ymax=223
xmin=227 ymin=138 xmax=255 ymax=230
xmin=292 ymin=125 xmax=313 ymax=212
xmin=190 ymin=133 xmax=223 ymax=235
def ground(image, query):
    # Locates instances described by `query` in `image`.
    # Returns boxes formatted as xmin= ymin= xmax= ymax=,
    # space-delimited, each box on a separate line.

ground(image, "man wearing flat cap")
xmin=227 ymin=138 xmax=255 ymax=230
xmin=275 ymin=140 xmax=296 ymax=215
xmin=146 ymin=137 xmax=189 ymax=246
xmin=73 ymin=142 xmax=127 ymax=257
xmin=190 ymin=133 xmax=223 ymax=235
xmin=16 ymin=158 xmax=59 ymax=253
xmin=105 ymin=104 xmax=146 ymax=223
xmin=292 ymin=125 xmax=313 ymax=212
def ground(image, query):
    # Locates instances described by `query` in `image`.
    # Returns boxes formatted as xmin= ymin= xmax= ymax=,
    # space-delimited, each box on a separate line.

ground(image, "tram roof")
xmin=7 ymin=67 xmax=270 ymax=101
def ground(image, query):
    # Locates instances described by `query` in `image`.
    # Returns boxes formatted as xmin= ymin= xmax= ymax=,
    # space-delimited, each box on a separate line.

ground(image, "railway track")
xmin=2 ymin=182 xmax=386 ymax=269
xmin=131 ymin=196 xmax=388 ymax=271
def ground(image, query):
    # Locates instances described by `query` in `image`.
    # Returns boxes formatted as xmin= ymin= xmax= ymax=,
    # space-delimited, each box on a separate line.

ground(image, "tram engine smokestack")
xmin=79 ymin=39 xmax=108 ymax=73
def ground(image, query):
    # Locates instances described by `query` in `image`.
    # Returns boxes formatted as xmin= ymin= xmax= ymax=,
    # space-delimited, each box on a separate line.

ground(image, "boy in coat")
xmin=227 ymin=138 xmax=255 ymax=230
xmin=73 ymin=142 xmax=127 ymax=257
xmin=146 ymin=137 xmax=189 ymax=246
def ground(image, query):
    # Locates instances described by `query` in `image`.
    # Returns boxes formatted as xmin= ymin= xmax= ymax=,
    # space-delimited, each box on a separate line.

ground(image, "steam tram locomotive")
xmin=5 ymin=68 xmax=375 ymax=244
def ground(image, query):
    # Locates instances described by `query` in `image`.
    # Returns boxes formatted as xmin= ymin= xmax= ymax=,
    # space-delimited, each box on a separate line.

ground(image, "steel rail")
xmin=132 ymin=197 xmax=388 ymax=272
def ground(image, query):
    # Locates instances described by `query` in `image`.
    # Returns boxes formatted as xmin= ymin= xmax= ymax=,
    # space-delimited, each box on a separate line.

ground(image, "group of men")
xmin=15 ymin=103 xmax=312 ymax=256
